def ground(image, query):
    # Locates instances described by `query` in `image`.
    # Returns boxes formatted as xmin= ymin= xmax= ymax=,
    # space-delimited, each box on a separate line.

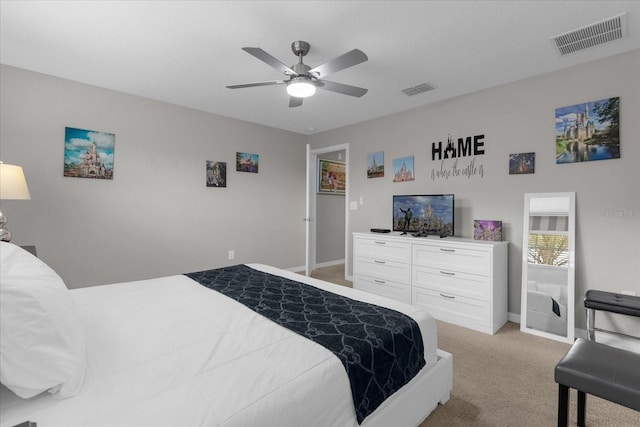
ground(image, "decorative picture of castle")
xmin=206 ymin=161 xmax=226 ymax=188
xmin=509 ymin=152 xmax=535 ymax=175
xmin=555 ymin=97 xmax=620 ymax=164
xmin=393 ymin=156 xmax=414 ymax=182
xmin=367 ymin=151 xmax=384 ymax=178
xmin=236 ymin=152 xmax=259 ymax=173
xmin=64 ymin=127 xmax=115 ymax=179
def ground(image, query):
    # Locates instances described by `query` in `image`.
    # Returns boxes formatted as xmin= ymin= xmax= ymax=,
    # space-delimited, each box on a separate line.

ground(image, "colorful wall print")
xmin=367 ymin=151 xmax=384 ymax=178
xmin=318 ymin=159 xmax=346 ymax=194
xmin=64 ymin=127 xmax=115 ymax=179
xmin=236 ymin=152 xmax=259 ymax=173
xmin=509 ymin=152 xmax=535 ymax=174
xmin=393 ymin=156 xmax=414 ymax=182
xmin=206 ymin=161 xmax=226 ymax=187
xmin=474 ymin=220 xmax=503 ymax=241
xmin=555 ymin=97 xmax=620 ymax=164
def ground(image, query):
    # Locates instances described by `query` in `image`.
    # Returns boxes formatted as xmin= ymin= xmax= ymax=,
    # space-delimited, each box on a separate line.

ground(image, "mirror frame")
xmin=521 ymin=192 xmax=575 ymax=343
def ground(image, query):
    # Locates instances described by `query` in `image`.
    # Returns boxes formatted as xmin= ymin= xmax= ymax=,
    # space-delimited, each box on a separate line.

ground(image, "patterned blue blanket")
xmin=185 ymin=264 xmax=426 ymax=424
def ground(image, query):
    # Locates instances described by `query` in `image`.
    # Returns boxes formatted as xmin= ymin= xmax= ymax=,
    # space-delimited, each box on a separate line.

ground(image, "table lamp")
xmin=0 ymin=162 xmax=31 ymax=242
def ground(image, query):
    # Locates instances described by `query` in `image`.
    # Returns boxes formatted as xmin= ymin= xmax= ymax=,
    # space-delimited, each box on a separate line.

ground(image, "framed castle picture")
xmin=555 ymin=97 xmax=620 ymax=164
xmin=206 ymin=161 xmax=226 ymax=187
xmin=236 ymin=152 xmax=259 ymax=173
xmin=367 ymin=151 xmax=384 ymax=178
xmin=64 ymin=127 xmax=115 ymax=179
xmin=393 ymin=156 xmax=414 ymax=182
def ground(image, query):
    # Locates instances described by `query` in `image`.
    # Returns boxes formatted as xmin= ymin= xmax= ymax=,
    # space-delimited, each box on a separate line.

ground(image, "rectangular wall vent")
xmin=551 ymin=13 xmax=627 ymax=56
xmin=401 ymin=82 xmax=436 ymax=96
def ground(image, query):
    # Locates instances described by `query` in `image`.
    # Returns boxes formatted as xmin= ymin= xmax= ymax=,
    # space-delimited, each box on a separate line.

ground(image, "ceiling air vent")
xmin=551 ymin=12 xmax=627 ymax=56
xmin=401 ymin=82 xmax=436 ymax=96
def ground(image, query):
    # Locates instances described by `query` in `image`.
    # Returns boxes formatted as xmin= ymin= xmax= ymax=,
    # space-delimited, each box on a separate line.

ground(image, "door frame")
xmin=305 ymin=143 xmax=349 ymax=279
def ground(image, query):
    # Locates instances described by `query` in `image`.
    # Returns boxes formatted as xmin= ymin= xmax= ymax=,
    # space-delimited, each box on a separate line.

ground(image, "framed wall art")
xmin=64 ymin=127 xmax=115 ymax=179
xmin=367 ymin=151 xmax=384 ymax=178
xmin=236 ymin=152 xmax=259 ymax=173
xmin=474 ymin=220 xmax=503 ymax=241
xmin=555 ymin=97 xmax=620 ymax=164
xmin=206 ymin=161 xmax=226 ymax=187
xmin=393 ymin=156 xmax=414 ymax=182
xmin=317 ymin=158 xmax=346 ymax=195
xmin=509 ymin=152 xmax=535 ymax=174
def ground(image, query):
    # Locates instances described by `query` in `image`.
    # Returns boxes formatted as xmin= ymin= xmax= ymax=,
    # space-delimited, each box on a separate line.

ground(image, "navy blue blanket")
xmin=185 ymin=264 xmax=426 ymax=424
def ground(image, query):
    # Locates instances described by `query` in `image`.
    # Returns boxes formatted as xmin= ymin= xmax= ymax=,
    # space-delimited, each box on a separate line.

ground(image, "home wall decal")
xmin=430 ymin=134 xmax=485 ymax=181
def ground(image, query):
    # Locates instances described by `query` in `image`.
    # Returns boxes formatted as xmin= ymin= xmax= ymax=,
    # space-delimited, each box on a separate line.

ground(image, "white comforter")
xmin=0 ymin=264 xmax=438 ymax=427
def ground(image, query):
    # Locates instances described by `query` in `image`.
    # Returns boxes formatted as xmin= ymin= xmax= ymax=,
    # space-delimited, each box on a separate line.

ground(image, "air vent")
xmin=551 ymin=13 xmax=627 ymax=56
xmin=401 ymin=82 xmax=436 ymax=96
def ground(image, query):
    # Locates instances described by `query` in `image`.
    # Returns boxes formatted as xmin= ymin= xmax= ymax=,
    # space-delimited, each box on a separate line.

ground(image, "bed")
xmin=0 ymin=242 xmax=452 ymax=427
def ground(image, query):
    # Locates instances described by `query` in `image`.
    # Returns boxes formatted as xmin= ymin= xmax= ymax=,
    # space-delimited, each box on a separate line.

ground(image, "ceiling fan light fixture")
xmin=286 ymin=77 xmax=316 ymax=98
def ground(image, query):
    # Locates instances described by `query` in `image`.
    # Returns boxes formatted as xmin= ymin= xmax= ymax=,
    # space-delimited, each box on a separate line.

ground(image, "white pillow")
xmin=0 ymin=242 xmax=86 ymax=399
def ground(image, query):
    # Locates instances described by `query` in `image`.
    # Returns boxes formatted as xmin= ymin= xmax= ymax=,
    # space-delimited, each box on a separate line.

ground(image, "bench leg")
xmin=558 ymin=384 xmax=570 ymax=427
xmin=586 ymin=308 xmax=596 ymax=341
xmin=577 ymin=390 xmax=587 ymax=427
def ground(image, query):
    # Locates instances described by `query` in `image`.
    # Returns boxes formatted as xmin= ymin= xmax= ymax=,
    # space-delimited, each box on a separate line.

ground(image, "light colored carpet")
xmin=307 ymin=264 xmax=639 ymax=427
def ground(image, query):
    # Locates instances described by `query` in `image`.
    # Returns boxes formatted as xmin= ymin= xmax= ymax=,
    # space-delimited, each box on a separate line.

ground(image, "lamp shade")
xmin=0 ymin=163 xmax=31 ymax=200
xmin=286 ymin=77 xmax=316 ymax=98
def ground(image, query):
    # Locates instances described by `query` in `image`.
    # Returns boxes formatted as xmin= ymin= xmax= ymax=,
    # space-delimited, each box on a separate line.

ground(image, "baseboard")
xmin=508 ymin=312 xmax=521 ymax=324
xmin=285 ymin=259 xmax=346 ymax=274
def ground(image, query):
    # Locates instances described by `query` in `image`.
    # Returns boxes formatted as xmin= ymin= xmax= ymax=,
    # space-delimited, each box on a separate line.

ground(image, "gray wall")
xmin=309 ymin=50 xmax=640 ymax=328
xmin=0 ymin=65 xmax=307 ymax=288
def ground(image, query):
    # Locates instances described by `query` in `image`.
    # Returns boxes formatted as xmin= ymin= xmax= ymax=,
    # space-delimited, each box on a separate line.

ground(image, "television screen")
xmin=393 ymin=194 xmax=455 ymax=236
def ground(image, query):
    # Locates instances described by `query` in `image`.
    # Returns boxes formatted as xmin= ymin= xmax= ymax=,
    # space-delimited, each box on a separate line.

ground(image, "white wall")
xmin=0 ymin=65 xmax=307 ymax=288
xmin=308 ymin=50 xmax=640 ymax=329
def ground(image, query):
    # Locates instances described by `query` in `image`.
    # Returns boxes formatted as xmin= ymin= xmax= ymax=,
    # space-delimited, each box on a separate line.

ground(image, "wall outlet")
xmin=228 ymin=250 xmax=235 ymax=260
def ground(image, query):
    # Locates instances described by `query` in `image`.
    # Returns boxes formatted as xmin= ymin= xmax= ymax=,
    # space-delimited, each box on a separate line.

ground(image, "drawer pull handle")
xmin=374 ymin=260 xmax=386 ymax=264
xmin=440 ymin=293 xmax=456 ymax=299
xmin=440 ymin=248 xmax=455 ymax=252
xmin=374 ymin=279 xmax=386 ymax=284
xmin=440 ymin=270 xmax=456 ymax=276
xmin=374 ymin=241 xmax=387 ymax=245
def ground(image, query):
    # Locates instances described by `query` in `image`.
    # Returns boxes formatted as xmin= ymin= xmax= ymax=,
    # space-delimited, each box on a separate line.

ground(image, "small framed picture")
xmin=206 ymin=161 xmax=226 ymax=187
xmin=367 ymin=151 xmax=384 ymax=178
xmin=236 ymin=152 xmax=259 ymax=173
xmin=393 ymin=156 xmax=414 ymax=182
xmin=317 ymin=159 xmax=346 ymax=195
xmin=64 ymin=127 xmax=115 ymax=179
xmin=509 ymin=152 xmax=535 ymax=175
xmin=474 ymin=220 xmax=503 ymax=241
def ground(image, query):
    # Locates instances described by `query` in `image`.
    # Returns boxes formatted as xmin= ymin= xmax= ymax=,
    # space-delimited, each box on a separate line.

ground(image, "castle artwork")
xmin=393 ymin=156 xmax=414 ymax=182
xmin=64 ymin=127 xmax=115 ymax=179
xmin=555 ymin=97 xmax=620 ymax=164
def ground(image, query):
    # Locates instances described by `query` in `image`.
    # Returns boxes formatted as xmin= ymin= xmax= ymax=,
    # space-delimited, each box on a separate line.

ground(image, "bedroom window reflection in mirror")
xmin=521 ymin=192 xmax=575 ymax=344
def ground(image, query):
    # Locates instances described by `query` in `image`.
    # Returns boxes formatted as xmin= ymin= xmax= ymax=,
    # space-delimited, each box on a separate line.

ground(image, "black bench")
xmin=554 ymin=338 xmax=640 ymax=426
xmin=584 ymin=290 xmax=640 ymax=341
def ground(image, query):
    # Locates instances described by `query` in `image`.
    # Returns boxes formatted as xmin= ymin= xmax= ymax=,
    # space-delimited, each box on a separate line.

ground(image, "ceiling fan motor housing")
xmin=291 ymin=40 xmax=310 ymax=57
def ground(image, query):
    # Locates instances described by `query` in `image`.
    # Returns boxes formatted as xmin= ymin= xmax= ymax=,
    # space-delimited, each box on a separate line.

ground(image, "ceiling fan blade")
xmin=226 ymin=80 xmax=286 ymax=89
xmin=317 ymin=80 xmax=368 ymax=97
xmin=309 ymin=49 xmax=368 ymax=78
xmin=242 ymin=47 xmax=298 ymax=76
xmin=289 ymin=97 xmax=303 ymax=108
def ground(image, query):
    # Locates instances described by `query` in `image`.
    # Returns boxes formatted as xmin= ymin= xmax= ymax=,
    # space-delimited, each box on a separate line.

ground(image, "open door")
xmin=305 ymin=143 xmax=349 ymax=280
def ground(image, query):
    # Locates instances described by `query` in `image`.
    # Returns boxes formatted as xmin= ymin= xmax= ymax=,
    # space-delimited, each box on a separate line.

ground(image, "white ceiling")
xmin=1 ymin=1 xmax=639 ymax=135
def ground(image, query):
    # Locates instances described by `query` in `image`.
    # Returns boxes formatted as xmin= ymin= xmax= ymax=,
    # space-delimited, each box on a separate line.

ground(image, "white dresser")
xmin=353 ymin=232 xmax=508 ymax=334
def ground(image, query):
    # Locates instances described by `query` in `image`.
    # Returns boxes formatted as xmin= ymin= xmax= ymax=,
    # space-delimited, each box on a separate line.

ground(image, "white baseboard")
xmin=285 ymin=259 xmax=346 ymax=274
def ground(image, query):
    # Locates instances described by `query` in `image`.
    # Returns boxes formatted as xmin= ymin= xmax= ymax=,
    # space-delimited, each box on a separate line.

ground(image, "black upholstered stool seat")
xmin=584 ymin=290 xmax=640 ymax=317
xmin=555 ymin=338 xmax=640 ymax=426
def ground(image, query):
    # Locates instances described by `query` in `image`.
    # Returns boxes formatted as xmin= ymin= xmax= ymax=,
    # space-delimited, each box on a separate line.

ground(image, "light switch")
xmin=350 ymin=201 xmax=358 ymax=210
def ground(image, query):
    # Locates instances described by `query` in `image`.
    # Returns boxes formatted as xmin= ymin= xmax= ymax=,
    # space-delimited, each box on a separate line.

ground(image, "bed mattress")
xmin=0 ymin=263 xmax=448 ymax=427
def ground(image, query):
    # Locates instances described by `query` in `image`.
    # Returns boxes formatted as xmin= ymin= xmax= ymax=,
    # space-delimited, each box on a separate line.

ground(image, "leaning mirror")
xmin=521 ymin=192 xmax=575 ymax=343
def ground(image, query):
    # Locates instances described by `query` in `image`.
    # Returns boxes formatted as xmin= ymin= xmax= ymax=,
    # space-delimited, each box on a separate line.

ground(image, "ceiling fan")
xmin=226 ymin=41 xmax=368 ymax=108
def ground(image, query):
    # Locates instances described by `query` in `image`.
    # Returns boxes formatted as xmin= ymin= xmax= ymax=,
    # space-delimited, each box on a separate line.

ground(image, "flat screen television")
xmin=393 ymin=194 xmax=455 ymax=236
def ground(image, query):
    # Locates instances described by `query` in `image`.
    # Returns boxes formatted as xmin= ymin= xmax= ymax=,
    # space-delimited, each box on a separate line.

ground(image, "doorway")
xmin=305 ymin=143 xmax=349 ymax=279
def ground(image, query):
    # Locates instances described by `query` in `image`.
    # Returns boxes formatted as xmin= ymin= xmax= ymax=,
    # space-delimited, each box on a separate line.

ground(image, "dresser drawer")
xmin=354 ymin=275 xmax=411 ymax=304
xmin=412 ymin=243 xmax=491 ymax=276
xmin=413 ymin=266 xmax=490 ymax=301
xmin=354 ymin=237 xmax=411 ymax=263
xmin=412 ymin=287 xmax=491 ymax=329
xmin=353 ymin=257 xmax=411 ymax=284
